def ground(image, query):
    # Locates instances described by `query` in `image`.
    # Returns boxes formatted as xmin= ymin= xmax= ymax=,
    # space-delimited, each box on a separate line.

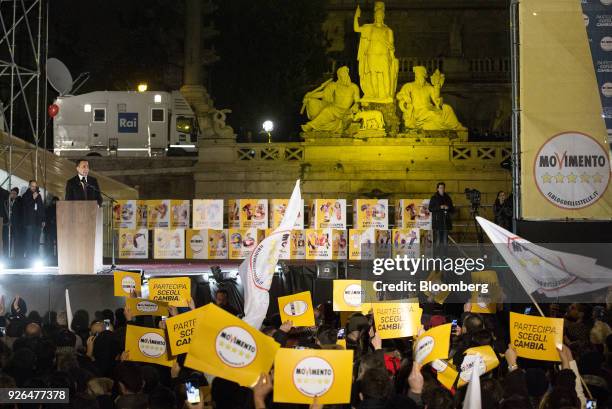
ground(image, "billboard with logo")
xmin=519 ymin=0 xmax=612 ymax=219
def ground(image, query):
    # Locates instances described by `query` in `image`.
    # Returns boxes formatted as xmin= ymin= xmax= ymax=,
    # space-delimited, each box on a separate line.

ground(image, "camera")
xmin=464 ymin=188 xmax=481 ymax=209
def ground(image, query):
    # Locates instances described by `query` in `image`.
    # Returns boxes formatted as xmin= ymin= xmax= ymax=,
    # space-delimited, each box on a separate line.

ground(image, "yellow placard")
xmin=414 ymin=323 xmax=451 ymax=365
xmin=457 ymin=345 xmax=500 ymax=387
xmin=166 ymin=306 xmax=203 ymax=356
xmin=332 ymin=280 xmax=373 ymax=312
xmin=124 ymin=325 xmax=175 ymax=367
xmin=509 ymin=312 xmax=563 ymax=361
xmin=422 ymin=270 xmax=450 ymax=304
xmin=372 ymin=302 xmax=422 ymax=339
xmin=432 ymin=359 xmax=459 ymax=391
xmin=148 ymin=277 xmax=191 ymax=307
xmin=470 ymin=270 xmax=501 ymax=313
xmin=114 ymin=271 xmax=141 ymax=297
xmin=125 ymin=298 xmax=169 ymax=317
xmin=278 ymin=291 xmax=315 ymax=327
xmin=185 ymin=304 xmax=280 ymax=387
xmin=273 ymin=348 xmax=353 ymax=404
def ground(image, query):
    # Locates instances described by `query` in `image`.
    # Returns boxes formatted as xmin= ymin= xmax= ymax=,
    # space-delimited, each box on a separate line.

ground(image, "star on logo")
xmin=567 ymin=173 xmax=577 ymax=183
xmin=518 ymin=259 xmax=527 ymax=267
xmin=541 ymin=173 xmax=553 ymax=183
xmin=554 ymin=173 xmax=565 ymax=183
xmin=580 ymin=173 xmax=591 ymax=183
xmin=592 ymin=173 xmax=603 ymax=183
xmin=530 ymin=258 xmax=541 ymax=266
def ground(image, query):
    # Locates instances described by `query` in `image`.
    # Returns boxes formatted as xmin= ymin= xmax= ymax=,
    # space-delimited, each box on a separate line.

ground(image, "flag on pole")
xmin=239 ymin=180 xmax=301 ymax=329
xmin=476 ymin=217 xmax=612 ymax=297
xmin=65 ymin=289 xmax=73 ymax=330
xmin=462 ymin=355 xmax=483 ymax=409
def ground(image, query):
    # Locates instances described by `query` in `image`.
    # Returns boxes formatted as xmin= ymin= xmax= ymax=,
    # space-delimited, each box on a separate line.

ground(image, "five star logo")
xmin=541 ymin=173 xmax=553 ymax=183
xmin=567 ymin=173 xmax=577 ymax=183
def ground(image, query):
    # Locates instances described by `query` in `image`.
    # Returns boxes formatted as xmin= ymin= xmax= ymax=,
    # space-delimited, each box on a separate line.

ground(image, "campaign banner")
xmin=305 ymin=229 xmax=347 ymax=260
xmin=170 ymin=200 xmax=190 ymax=229
xmin=372 ymin=302 xmax=422 ymax=339
xmin=192 ymin=199 xmax=224 ymax=230
xmin=414 ymin=323 xmax=452 ymax=365
xmin=147 ymin=200 xmax=171 ymax=228
xmin=309 ymin=199 xmax=346 ymax=229
xmin=353 ymin=199 xmax=388 ymax=229
xmin=273 ymin=349 xmax=353 ymax=404
xmin=228 ymin=199 xmax=268 ymax=229
xmin=395 ymin=199 xmax=432 ymax=230
xmin=186 ymin=229 xmax=228 ymax=259
xmin=185 ymin=304 xmax=280 ymax=387
xmin=270 ymin=199 xmax=304 ymax=229
xmin=277 ymin=291 xmax=315 ymax=327
xmin=509 ymin=312 xmax=563 ymax=361
xmin=391 ymin=228 xmax=420 ymax=258
xmin=153 ymin=229 xmax=185 ymax=259
xmin=113 ymin=200 xmax=137 ymax=229
xmin=125 ymin=298 xmax=169 ymax=317
xmin=119 ymin=229 xmax=149 ymax=259
xmin=124 ymin=325 xmax=174 ymax=367
xmin=166 ymin=306 xmax=204 ymax=356
xmin=148 ymin=277 xmax=191 ymax=307
xmin=113 ymin=271 xmax=141 ymax=297
xmin=519 ymin=0 xmax=612 ymax=219
xmin=229 ymin=228 xmax=264 ymax=259
xmin=348 ymin=229 xmax=375 ymax=260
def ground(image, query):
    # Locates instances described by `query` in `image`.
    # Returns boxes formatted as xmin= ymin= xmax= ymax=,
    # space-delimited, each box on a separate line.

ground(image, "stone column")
xmin=184 ymin=0 xmax=202 ymax=86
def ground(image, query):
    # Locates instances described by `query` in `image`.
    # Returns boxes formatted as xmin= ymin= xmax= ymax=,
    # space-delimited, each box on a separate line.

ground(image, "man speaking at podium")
xmin=65 ymin=159 xmax=103 ymax=206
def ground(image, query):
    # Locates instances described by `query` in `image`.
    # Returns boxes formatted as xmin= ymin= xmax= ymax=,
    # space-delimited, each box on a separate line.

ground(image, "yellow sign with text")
xmin=414 ymin=323 xmax=451 ymax=365
xmin=278 ymin=291 xmax=315 ymax=327
xmin=510 ymin=312 xmax=563 ymax=361
xmin=114 ymin=271 xmax=141 ymax=297
xmin=273 ymin=348 xmax=354 ymax=404
xmin=185 ymin=304 xmax=280 ymax=387
xmin=372 ymin=302 xmax=422 ymax=339
xmin=125 ymin=298 xmax=169 ymax=317
xmin=148 ymin=277 xmax=191 ymax=307
xmin=332 ymin=280 xmax=373 ymax=312
xmin=124 ymin=325 xmax=174 ymax=367
xmin=166 ymin=306 xmax=203 ymax=356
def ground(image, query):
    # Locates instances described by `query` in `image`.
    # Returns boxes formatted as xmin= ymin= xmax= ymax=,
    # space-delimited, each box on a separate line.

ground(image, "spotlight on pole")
xmin=137 ymin=83 xmax=148 ymax=92
xmin=262 ymin=120 xmax=274 ymax=143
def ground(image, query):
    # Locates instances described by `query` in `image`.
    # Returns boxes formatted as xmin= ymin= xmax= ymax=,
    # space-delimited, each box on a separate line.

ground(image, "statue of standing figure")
xmin=301 ymin=66 xmax=360 ymax=133
xmin=354 ymin=1 xmax=399 ymax=104
xmin=396 ymin=66 xmax=466 ymax=131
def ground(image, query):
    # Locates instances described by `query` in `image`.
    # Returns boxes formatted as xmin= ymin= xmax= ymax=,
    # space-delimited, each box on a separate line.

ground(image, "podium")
xmin=57 ymin=201 xmax=103 ymax=274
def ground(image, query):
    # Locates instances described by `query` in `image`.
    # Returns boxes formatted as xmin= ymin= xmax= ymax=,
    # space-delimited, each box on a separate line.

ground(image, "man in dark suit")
xmin=429 ymin=181 xmax=454 ymax=258
xmin=22 ymin=180 xmax=45 ymax=259
xmin=65 ymin=159 xmax=103 ymax=206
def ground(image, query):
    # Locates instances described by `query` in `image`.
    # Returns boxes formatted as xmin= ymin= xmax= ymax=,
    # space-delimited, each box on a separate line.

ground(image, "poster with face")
xmin=309 ymin=199 xmax=346 ymax=229
xmin=153 ymin=229 xmax=185 ymax=259
xmin=186 ymin=229 xmax=228 ymax=259
xmin=348 ymin=229 xmax=375 ymax=260
xmin=192 ymin=200 xmax=224 ymax=230
xmin=395 ymin=199 xmax=432 ymax=230
xmin=114 ymin=200 xmax=137 ymax=229
xmin=269 ymin=199 xmax=304 ymax=229
xmin=228 ymin=228 xmax=264 ymax=259
xmin=353 ymin=199 xmax=388 ymax=229
xmin=119 ymin=228 xmax=149 ymax=259
xmin=392 ymin=228 xmax=420 ymax=258
xmin=306 ymin=229 xmax=347 ymax=260
xmin=170 ymin=200 xmax=190 ymax=229
xmin=136 ymin=201 xmax=148 ymax=228
xmin=228 ymin=199 xmax=268 ymax=229
xmin=147 ymin=200 xmax=171 ymax=229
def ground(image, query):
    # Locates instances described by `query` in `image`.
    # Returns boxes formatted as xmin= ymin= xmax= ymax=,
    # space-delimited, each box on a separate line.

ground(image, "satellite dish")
xmin=46 ymin=58 xmax=73 ymax=95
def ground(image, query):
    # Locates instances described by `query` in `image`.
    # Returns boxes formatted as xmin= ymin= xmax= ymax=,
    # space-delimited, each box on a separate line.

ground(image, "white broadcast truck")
xmin=53 ymin=91 xmax=199 ymax=157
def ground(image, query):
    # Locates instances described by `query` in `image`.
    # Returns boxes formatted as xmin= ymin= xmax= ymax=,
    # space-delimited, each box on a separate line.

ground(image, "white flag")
xmin=240 ymin=180 xmax=301 ymax=329
xmin=65 ymin=289 xmax=73 ymax=330
xmin=476 ymin=216 xmax=612 ymax=297
xmin=463 ymin=355 xmax=482 ymax=409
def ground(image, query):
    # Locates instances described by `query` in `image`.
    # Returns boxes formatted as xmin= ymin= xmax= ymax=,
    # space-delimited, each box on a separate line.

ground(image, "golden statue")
xmin=301 ymin=66 xmax=360 ymax=132
xmin=354 ymin=1 xmax=399 ymax=104
xmin=396 ymin=66 xmax=466 ymax=131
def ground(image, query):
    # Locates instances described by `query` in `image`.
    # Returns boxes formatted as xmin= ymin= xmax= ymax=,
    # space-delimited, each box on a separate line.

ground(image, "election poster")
xmin=147 ymin=200 xmax=171 ymax=228
xmin=192 ymin=199 xmax=224 ymax=230
xmin=148 ymin=277 xmax=191 ymax=307
xmin=166 ymin=306 xmax=204 ymax=355
xmin=125 ymin=298 xmax=169 ymax=317
xmin=395 ymin=199 xmax=432 ymax=230
xmin=353 ymin=199 xmax=388 ymax=229
xmin=509 ymin=312 xmax=563 ymax=361
xmin=170 ymin=200 xmax=190 ymax=229
xmin=124 ymin=325 xmax=174 ymax=367
xmin=153 ymin=229 xmax=185 ymax=259
xmin=414 ymin=323 xmax=452 ymax=365
xmin=273 ymin=348 xmax=353 ymax=404
xmin=186 ymin=229 xmax=228 ymax=259
xmin=119 ymin=229 xmax=149 ymax=259
xmin=371 ymin=302 xmax=423 ymax=339
xmin=228 ymin=199 xmax=268 ymax=229
xmin=309 ymin=199 xmax=346 ymax=229
xmin=113 ymin=270 xmax=141 ymax=297
xmin=277 ymin=291 xmax=315 ymax=327
xmin=270 ymin=199 xmax=304 ymax=229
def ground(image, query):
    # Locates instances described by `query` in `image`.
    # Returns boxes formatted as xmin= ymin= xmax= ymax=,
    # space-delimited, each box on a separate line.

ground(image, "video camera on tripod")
xmin=464 ymin=188 xmax=481 ymax=210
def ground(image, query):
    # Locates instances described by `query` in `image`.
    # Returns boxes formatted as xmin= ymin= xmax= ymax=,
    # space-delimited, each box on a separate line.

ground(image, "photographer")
xmin=21 ymin=180 xmax=45 ymax=259
xmin=429 ymin=182 xmax=454 ymax=257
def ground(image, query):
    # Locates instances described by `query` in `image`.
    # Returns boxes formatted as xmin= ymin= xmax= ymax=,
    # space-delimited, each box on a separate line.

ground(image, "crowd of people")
xmin=0 ymin=182 xmax=59 ymax=262
xmin=0 ymin=286 xmax=609 ymax=409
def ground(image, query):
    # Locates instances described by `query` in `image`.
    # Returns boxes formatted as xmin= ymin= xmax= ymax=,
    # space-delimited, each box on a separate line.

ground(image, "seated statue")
xmin=301 ymin=66 xmax=360 ymax=133
xmin=396 ymin=66 xmax=466 ymax=131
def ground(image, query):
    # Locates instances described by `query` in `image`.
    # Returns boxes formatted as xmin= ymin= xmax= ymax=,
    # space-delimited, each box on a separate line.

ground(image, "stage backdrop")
xmin=519 ymin=0 xmax=612 ymax=220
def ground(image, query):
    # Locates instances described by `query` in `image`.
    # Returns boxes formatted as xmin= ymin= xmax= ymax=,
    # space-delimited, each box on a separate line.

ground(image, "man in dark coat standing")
xmin=65 ymin=159 xmax=103 ymax=206
xmin=22 ymin=180 xmax=45 ymax=259
xmin=429 ymin=182 xmax=454 ymax=257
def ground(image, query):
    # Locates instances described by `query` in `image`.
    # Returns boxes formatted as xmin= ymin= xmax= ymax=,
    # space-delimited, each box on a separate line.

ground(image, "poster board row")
xmin=113 ymin=198 xmax=432 ymax=230
xmin=119 ymin=228 xmax=429 ymax=260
